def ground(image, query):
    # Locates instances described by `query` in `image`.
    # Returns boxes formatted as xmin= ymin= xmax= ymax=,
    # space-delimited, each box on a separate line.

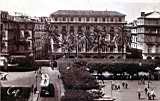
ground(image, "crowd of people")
xmin=111 ymin=81 xmax=128 ymax=91
xmin=137 ymin=81 xmax=156 ymax=100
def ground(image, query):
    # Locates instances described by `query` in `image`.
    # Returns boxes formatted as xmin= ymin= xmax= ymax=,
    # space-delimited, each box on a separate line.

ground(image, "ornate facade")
xmin=49 ymin=10 xmax=127 ymax=59
xmin=0 ymin=10 xmax=129 ymax=60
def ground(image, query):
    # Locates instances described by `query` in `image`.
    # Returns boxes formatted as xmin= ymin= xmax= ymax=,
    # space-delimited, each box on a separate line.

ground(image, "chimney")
xmin=141 ymin=12 xmax=145 ymax=17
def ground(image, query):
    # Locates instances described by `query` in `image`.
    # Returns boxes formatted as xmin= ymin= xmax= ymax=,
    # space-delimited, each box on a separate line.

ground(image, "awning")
xmin=155 ymin=67 xmax=160 ymax=71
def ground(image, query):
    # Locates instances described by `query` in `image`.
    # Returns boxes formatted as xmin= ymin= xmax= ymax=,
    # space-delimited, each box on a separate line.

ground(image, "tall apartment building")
xmin=49 ymin=10 xmax=127 ymax=59
xmin=135 ymin=11 xmax=160 ymax=59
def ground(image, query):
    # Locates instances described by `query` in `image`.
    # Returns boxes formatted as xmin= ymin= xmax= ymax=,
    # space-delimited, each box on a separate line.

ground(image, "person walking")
xmin=150 ymin=89 xmax=156 ymax=100
xmin=122 ymin=81 xmax=125 ymax=88
xmin=144 ymin=87 xmax=148 ymax=95
xmin=125 ymin=81 xmax=128 ymax=89
xmin=137 ymin=88 xmax=141 ymax=100
xmin=147 ymin=88 xmax=151 ymax=100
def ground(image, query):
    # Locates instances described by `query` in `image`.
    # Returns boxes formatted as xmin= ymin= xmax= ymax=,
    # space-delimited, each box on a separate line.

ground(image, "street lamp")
xmin=138 ymin=62 xmax=142 ymax=84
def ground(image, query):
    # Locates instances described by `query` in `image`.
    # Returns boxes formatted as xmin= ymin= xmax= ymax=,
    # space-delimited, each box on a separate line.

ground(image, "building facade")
xmin=33 ymin=17 xmax=50 ymax=59
xmin=49 ymin=10 xmax=127 ymax=59
xmin=136 ymin=11 xmax=160 ymax=59
xmin=0 ymin=11 xmax=34 ymax=60
xmin=0 ymin=10 xmax=129 ymax=60
xmin=130 ymin=20 xmax=138 ymax=49
xmin=0 ymin=11 xmax=51 ymax=61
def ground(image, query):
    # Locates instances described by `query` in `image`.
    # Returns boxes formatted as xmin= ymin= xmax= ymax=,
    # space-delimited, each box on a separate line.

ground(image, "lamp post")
xmin=139 ymin=62 xmax=142 ymax=84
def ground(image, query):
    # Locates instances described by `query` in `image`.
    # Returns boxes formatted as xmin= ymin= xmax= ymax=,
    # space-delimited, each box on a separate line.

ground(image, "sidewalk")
xmin=28 ymin=91 xmax=40 ymax=101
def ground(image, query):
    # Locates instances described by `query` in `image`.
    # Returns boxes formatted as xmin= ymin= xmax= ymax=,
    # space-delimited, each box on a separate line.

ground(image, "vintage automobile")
xmin=40 ymin=73 xmax=55 ymax=97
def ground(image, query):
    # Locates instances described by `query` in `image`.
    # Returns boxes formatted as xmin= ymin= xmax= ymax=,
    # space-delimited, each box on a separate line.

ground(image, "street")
xmin=35 ymin=67 xmax=65 ymax=101
xmin=99 ymin=80 xmax=160 ymax=101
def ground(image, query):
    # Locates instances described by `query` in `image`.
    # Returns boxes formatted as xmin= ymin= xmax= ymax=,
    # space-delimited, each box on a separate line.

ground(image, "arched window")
xmin=146 ymin=56 xmax=152 ymax=60
xmin=24 ymin=31 xmax=30 ymax=39
xmin=155 ymin=57 xmax=160 ymax=60
xmin=117 ymin=56 xmax=121 ymax=59
xmin=109 ymin=56 xmax=114 ymax=59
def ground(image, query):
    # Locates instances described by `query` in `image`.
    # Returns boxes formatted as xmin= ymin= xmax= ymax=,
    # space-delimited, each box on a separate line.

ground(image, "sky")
xmin=0 ymin=0 xmax=160 ymax=22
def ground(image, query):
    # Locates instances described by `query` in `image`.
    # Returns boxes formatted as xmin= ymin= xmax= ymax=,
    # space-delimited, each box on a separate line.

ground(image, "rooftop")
xmin=50 ymin=10 xmax=126 ymax=17
xmin=139 ymin=11 xmax=160 ymax=19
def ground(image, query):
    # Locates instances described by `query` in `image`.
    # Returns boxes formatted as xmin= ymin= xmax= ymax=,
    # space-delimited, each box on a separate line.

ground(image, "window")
xmin=103 ymin=18 xmax=106 ymax=22
xmin=94 ymin=18 xmax=97 ymax=22
xmin=148 ymin=45 xmax=152 ymax=53
xmin=70 ymin=26 xmax=74 ymax=32
xmin=54 ymin=25 xmax=58 ymax=29
xmin=2 ymin=31 xmax=5 ymax=38
xmin=110 ymin=46 xmax=114 ymax=52
xmin=1 ymin=42 xmax=5 ymax=48
xmin=111 ymin=18 xmax=113 ymax=22
xmin=1 ymin=24 xmax=3 ymax=30
xmin=62 ymin=26 xmax=66 ymax=30
xmin=78 ymin=17 xmax=81 ymax=21
xmin=63 ymin=17 xmax=66 ymax=21
xmin=119 ymin=17 xmax=122 ymax=22
xmin=78 ymin=26 xmax=82 ymax=33
xmin=109 ymin=56 xmax=114 ymax=59
xmin=86 ymin=17 xmax=90 ymax=22
xmin=54 ymin=17 xmax=57 ymax=21
xmin=118 ymin=46 xmax=122 ymax=52
xmin=24 ymin=31 xmax=30 ymax=39
xmin=70 ymin=17 xmax=74 ymax=21
xmin=86 ymin=26 xmax=90 ymax=30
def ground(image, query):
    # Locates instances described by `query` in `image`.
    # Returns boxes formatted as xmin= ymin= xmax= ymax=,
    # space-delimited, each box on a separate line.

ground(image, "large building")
xmin=49 ymin=10 xmax=127 ymax=59
xmin=0 ymin=11 xmax=34 ymax=59
xmin=0 ymin=10 xmax=129 ymax=60
xmin=133 ymin=11 xmax=160 ymax=59
xmin=0 ymin=11 xmax=52 ymax=61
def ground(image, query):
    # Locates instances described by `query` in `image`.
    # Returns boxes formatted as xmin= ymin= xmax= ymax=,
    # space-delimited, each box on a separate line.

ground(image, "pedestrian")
xmin=117 ymin=82 xmax=120 ymax=90
xmin=111 ymin=84 xmax=114 ymax=90
xmin=144 ymin=87 xmax=148 ymax=95
xmin=147 ymin=89 xmax=151 ymax=100
xmin=150 ymin=89 xmax=156 ymax=100
xmin=125 ymin=82 xmax=128 ymax=89
xmin=137 ymin=88 xmax=141 ymax=99
xmin=122 ymin=81 xmax=125 ymax=88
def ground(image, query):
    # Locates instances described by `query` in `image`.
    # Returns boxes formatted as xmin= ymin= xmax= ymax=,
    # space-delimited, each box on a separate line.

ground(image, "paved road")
xmin=99 ymin=80 xmax=160 ymax=101
xmin=37 ymin=67 xmax=65 ymax=101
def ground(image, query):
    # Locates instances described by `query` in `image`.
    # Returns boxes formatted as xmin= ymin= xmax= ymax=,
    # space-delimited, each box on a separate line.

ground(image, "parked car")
xmin=40 ymin=73 xmax=55 ymax=97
